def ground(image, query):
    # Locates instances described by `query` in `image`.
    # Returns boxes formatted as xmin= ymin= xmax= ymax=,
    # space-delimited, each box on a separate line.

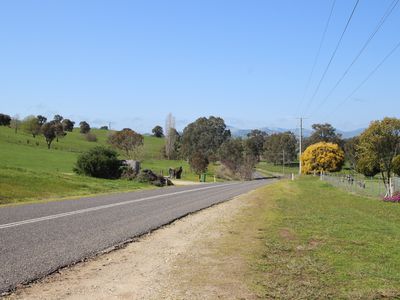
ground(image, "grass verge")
xmin=213 ymin=177 xmax=400 ymax=299
xmin=0 ymin=166 xmax=151 ymax=206
xmin=257 ymin=161 xmax=299 ymax=177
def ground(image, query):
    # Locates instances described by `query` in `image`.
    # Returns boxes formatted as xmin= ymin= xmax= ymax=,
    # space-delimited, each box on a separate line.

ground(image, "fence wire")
xmin=321 ymin=173 xmax=400 ymax=198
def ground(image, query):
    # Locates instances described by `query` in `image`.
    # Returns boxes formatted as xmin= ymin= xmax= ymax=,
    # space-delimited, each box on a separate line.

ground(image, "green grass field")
xmin=0 ymin=126 xmax=217 ymax=205
xmin=256 ymin=161 xmax=299 ymax=177
xmin=249 ymin=177 xmax=400 ymax=298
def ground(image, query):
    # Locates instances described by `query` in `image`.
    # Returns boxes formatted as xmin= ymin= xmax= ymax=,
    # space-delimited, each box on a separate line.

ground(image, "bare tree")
xmin=10 ymin=114 xmax=20 ymax=134
xmin=165 ymin=113 xmax=177 ymax=160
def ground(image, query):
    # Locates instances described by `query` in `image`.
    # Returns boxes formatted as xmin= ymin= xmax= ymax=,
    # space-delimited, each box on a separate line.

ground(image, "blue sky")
xmin=0 ymin=0 xmax=399 ymax=132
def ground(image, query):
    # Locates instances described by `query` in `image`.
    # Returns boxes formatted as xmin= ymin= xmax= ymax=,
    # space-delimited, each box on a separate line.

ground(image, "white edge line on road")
xmin=0 ymin=183 xmax=239 ymax=230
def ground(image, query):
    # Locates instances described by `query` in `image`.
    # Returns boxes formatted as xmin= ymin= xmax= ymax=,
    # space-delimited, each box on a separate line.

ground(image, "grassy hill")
xmin=0 ymin=126 xmax=218 ymax=205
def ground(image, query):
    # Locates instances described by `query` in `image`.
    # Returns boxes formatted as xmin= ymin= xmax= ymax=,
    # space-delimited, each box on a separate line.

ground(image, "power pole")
xmin=298 ymin=117 xmax=305 ymax=175
xmin=282 ymin=149 xmax=285 ymax=176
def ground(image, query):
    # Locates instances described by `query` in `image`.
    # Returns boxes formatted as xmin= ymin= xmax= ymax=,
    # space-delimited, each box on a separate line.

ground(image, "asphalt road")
xmin=0 ymin=179 xmax=273 ymax=294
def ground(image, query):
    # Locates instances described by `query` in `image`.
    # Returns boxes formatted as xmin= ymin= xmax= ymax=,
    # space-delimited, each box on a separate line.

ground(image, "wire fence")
xmin=321 ymin=173 xmax=400 ymax=199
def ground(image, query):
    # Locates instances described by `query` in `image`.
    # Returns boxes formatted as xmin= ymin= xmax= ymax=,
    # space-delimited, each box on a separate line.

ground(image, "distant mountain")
xmin=336 ymin=128 xmax=365 ymax=139
xmin=228 ymin=126 xmax=363 ymax=139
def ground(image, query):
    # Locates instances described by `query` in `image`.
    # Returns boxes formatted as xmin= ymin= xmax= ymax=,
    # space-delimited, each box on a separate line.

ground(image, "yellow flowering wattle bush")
xmin=301 ymin=142 xmax=344 ymax=174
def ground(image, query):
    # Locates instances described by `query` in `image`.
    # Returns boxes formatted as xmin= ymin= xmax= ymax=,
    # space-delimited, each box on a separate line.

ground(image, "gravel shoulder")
xmin=7 ymin=187 xmax=266 ymax=300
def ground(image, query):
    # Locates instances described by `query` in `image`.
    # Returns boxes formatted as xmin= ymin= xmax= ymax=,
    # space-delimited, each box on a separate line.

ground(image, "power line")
xmin=296 ymin=0 xmax=336 ymax=112
xmin=311 ymin=0 xmax=399 ymax=115
xmin=327 ymin=40 xmax=400 ymax=118
xmin=303 ymin=0 xmax=360 ymax=115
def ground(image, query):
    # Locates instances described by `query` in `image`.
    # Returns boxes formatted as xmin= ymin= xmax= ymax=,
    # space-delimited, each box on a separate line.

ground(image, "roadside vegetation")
xmin=1 ymin=112 xmax=399 ymax=204
xmin=257 ymin=161 xmax=299 ymax=177
xmin=256 ymin=178 xmax=400 ymax=298
xmin=0 ymin=126 xmax=159 ymax=205
xmin=0 ymin=113 xmax=237 ymax=204
xmin=0 ymin=116 xmax=218 ymax=204
xmin=209 ymin=177 xmax=400 ymax=298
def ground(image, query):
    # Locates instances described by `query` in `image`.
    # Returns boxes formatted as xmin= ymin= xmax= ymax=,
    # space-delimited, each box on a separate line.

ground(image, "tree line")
xmin=151 ymin=117 xmax=345 ymax=179
xmin=0 ymin=113 xmax=100 ymax=149
xmin=297 ymin=118 xmax=400 ymax=195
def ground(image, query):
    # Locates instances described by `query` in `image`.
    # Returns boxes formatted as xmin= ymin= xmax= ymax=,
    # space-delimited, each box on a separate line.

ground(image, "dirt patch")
xmin=7 ymin=189 xmax=263 ymax=300
xmin=279 ymin=228 xmax=295 ymax=240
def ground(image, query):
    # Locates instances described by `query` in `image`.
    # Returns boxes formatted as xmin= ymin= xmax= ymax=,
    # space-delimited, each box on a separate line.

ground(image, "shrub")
xmin=301 ymin=142 xmax=345 ymax=174
xmin=74 ymin=146 xmax=122 ymax=179
xmin=85 ymin=132 xmax=98 ymax=142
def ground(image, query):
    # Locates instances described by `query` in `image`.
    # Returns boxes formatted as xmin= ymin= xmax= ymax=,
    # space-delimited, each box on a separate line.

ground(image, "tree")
xmin=62 ymin=119 xmax=75 ymax=132
xmin=108 ymin=128 xmax=144 ymax=160
xmin=37 ymin=115 xmax=47 ymax=126
xmin=182 ymin=116 xmax=231 ymax=163
xmin=21 ymin=115 xmax=41 ymax=137
xmin=188 ymin=151 xmax=209 ymax=176
xmin=356 ymin=156 xmax=380 ymax=177
xmin=161 ymin=128 xmax=181 ymax=160
xmin=79 ymin=121 xmax=91 ymax=134
xmin=165 ymin=113 xmax=177 ymax=160
xmin=393 ymin=155 xmax=400 ymax=177
xmin=305 ymin=123 xmax=343 ymax=149
xmin=357 ymin=117 xmax=400 ymax=193
xmin=53 ymin=114 xmax=63 ymax=123
xmin=100 ymin=126 xmax=108 ymax=130
xmin=10 ymin=115 xmax=20 ymax=134
xmin=49 ymin=115 xmax=66 ymax=142
xmin=53 ymin=121 xmax=66 ymax=142
xmin=74 ymin=146 xmax=122 ymax=179
xmin=301 ymin=142 xmax=345 ymax=174
xmin=219 ymin=139 xmax=244 ymax=174
xmin=238 ymin=153 xmax=257 ymax=180
xmin=41 ymin=122 xmax=57 ymax=149
xmin=0 ymin=113 xmax=11 ymax=126
xmin=152 ymin=125 xmax=164 ymax=138
xmin=343 ymin=136 xmax=359 ymax=170
xmin=264 ymin=132 xmax=297 ymax=165
xmin=245 ymin=130 xmax=267 ymax=161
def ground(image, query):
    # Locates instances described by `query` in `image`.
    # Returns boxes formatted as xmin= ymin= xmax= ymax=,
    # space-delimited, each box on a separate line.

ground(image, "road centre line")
xmin=0 ymin=183 xmax=238 ymax=230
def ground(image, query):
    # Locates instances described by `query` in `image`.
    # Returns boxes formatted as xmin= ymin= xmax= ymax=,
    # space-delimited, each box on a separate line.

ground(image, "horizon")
xmin=0 ymin=110 xmax=369 ymax=134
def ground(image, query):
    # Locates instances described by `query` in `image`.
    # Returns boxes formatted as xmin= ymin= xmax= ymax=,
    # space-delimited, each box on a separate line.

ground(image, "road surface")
xmin=0 ymin=179 xmax=272 ymax=294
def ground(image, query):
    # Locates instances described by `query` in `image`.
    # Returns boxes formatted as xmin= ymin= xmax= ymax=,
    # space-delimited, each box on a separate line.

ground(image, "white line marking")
xmin=0 ymin=183 xmax=238 ymax=230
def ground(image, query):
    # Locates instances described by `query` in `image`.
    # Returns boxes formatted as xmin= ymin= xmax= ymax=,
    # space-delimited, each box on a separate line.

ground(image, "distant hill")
xmin=228 ymin=126 xmax=364 ymax=139
xmin=336 ymin=129 xmax=365 ymax=139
